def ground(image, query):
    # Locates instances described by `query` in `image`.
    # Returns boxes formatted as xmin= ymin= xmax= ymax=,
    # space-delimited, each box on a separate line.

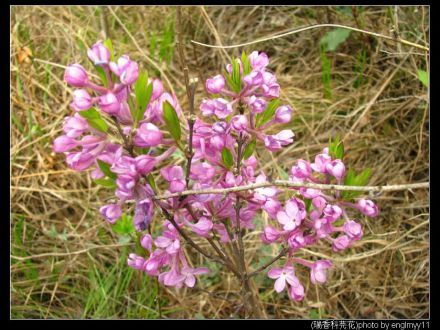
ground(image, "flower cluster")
xmin=54 ymin=42 xmax=379 ymax=301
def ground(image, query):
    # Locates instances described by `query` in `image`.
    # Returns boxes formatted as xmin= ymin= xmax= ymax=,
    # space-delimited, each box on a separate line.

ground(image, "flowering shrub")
xmin=54 ymin=40 xmax=379 ymax=317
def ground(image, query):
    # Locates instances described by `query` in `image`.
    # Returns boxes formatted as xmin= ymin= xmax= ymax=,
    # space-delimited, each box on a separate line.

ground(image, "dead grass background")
xmin=10 ymin=6 xmax=429 ymax=319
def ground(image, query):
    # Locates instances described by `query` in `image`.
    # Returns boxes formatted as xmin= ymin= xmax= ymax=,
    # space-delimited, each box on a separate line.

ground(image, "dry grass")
xmin=10 ymin=6 xmax=429 ymax=319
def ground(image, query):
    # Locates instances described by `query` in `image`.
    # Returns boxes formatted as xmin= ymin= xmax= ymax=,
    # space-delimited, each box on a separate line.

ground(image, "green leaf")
xmin=112 ymin=213 xmax=135 ymax=235
xmin=95 ymin=65 xmax=109 ymax=88
xmin=329 ymin=134 xmax=344 ymax=160
xmin=221 ymin=147 xmax=234 ymax=169
xmin=146 ymin=173 xmax=157 ymax=191
xmin=97 ymin=159 xmax=117 ymax=180
xmin=79 ymin=108 xmax=109 ymax=133
xmin=342 ymin=167 xmax=371 ymax=200
xmin=333 ymin=218 xmax=345 ymax=227
xmin=163 ymin=101 xmax=182 ymax=144
xmin=320 ymin=28 xmax=352 ymax=52
xmin=243 ymin=139 xmax=256 ymax=160
xmin=304 ymin=198 xmax=312 ymax=213
xmin=241 ymin=51 xmax=251 ymax=76
xmin=134 ymin=71 xmax=153 ymax=123
xmin=256 ymin=98 xmax=280 ymax=127
xmin=103 ymin=39 xmax=115 ymax=61
xmin=417 ymin=69 xmax=429 ymax=88
xmin=225 ymin=57 xmax=242 ymax=93
xmin=94 ymin=177 xmax=116 ymax=189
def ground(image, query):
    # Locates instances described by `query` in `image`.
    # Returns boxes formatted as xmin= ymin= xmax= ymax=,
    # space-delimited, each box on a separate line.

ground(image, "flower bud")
xmin=127 ymin=253 xmax=146 ymax=270
xmin=275 ymin=105 xmax=292 ymax=123
xmin=141 ymin=234 xmax=153 ymax=251
xmin=248 ymin=51 xmax=269 ymax=70
xmin=64 ymin=64 xmax=89 ymax=87
xmin=70 ymin=89 xmax=93 ymax=111
xmin=213 ymin=98 xmax=233 ymax=119
xmin=133 ymin=123 xmax=163 ymax=147
xmin=87 ymin=41 xmax=110 ymax=66
xmin=205 ymin=74 xmax=225 ymax=94
xmin=332 ymin=235 xmax=350 ymax=252
xmin=291 ymin=159 xmax=311 ymax=179
xmin=343 ymin=220 xmax=363 ymax=241
xmin=53 ymin=135 xmax=78 ymax=153
xmin=99 ymin=93 xmax=120 ymax=114
xmin=325 ymin=160 xmax=346 ymax=179
xmin=310 ymin=260 xmax=332 ymax=285
xmin=135 ymin=155 xmax=156 ymax=175
xmin=243 ymin=71 xmax=263 ymax=86
xmin=99 ymin=203 xmax=122 ymax=223
xmin=231 ymin=115 xmax=248 ymax=132
xmin=356 ymin=199 xmax=379 ymax=217
xmin=323 ymin=204 xmax=343 ymax=221
xmin=150 ymin=79 xmax=164 ymax=101
xmin=247 ymin=95 xmax=266 ymax=114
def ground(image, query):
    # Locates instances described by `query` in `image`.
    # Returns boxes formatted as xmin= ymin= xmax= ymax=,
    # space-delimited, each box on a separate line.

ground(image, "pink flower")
xmin=290 ymin=159 xmax=311 ymax=179
xmin=99 ymin=92 xmax=120 ymax=114
xmin=247 ymin=95 xmax=267 ymax=114
xmin=343 ymin=220 xmax=363 ymax=241
xmin=134 ymin=123 xmax=163 ymax=147
xmin=135 ymin=155 xmax=156 ymax=175
xmin=200 ymin=99 xmax=216 ymax=117
xmin=299 ymin=187 xmax=322 ymax=199
xmin=53 ymin=135 xmax=78 ymax=153
xmin=310 ymin=260 xmax=332 ymax=284
xmin=264 ymin=130 xmax=294 ymax=151
xmin=127 ymin=253 xmax=146 ymax=270
xmin=189 ymin=217 xmax=213 ymax=237
xmin=64 ymin=64 xmax=89 ymax=87
xmin=323 ymin=204 xmax=343 ymax=221
xmin=70 ymin=89 xmax=93 ymax=111
xmin=160 ymin=165 xmax=186 ymax=193
xmin=276 ymin=198 xmax=306 ymax=231
xmin=243 ymin=70 xmax=263 ymax=86
xmin=332 ymin=235 xmax=350 ymax=252
xmin=100 ymin=203 xmax=122 ymax=223
xmin=213 ymin=98 xmax=233 ymax=119
xmin=205 ymin=74 xmax=225 ymax=94
xmin=155 ymin=231 xmax=180 ymax=255
xmin=181 ymin=267 xmax=210 ymax=288
xmin=109 ymin=55 xmax=139 ymax=85
xmin=287 ymin=230 xmax=306 ymax=250
xmin=141 ymin=234 xmax=153 ymax=251
xmin=267 ymin=266 xmax=297 ymax=293
xmin=356 ymin=199 xmax=379 ymax=217
xmin=63 ymin=114 xmax=89 ymax=138
xmin=150 ymin=79 xmax=164 ymax=101
xmin=248 ymin=51 xmax=269 ymax=70
xmin=311 ymin=153 xmax=332 ymax=173
xmin=231 ymin=115 xmax=248 ymax=132
xmin=261 ymin=225 xmax=282 ymax=244
xmin=87 ymin=41 xmax=110 ymax=66
xmin=288 ymin=281 xmax=305 ymax=301
xmin=66 ymin=151 xmax=96 ymax=171
xmin=325 ymin=160 xmax=346 ymax=179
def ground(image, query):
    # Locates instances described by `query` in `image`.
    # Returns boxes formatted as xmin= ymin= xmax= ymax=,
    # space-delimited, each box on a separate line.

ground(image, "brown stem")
xmin=248 ymin=247 xmax=289 ymax=278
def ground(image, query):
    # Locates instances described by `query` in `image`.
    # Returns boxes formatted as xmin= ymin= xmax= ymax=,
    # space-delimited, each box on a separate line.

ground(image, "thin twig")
xmin=154 ymin=181 xmax=429 ymax=200
xmin=248 ymin=247 xmax=289 ymax=278
xmin=191 ymin=23 xmax=429 ymax=52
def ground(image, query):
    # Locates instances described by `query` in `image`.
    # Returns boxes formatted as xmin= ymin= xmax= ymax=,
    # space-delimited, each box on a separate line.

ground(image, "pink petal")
xmin=274 ymin=277 xmax=286 ymax=293
xmin=267 ymin=268 xmax=282 ymax=279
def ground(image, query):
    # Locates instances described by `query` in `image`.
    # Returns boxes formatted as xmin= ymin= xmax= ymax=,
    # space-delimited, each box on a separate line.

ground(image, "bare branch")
xmin=191 ymin=23 xmax=429 ymax=52
xmin=154 ymin=181 xmax=429 ymax=200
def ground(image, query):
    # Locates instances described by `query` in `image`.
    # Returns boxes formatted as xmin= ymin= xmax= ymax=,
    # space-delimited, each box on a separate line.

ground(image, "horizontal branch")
xmin=191 ymin=23 xmax=429 ymax=52
xmin=153 ymin=181 xmax=429 ymax=200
